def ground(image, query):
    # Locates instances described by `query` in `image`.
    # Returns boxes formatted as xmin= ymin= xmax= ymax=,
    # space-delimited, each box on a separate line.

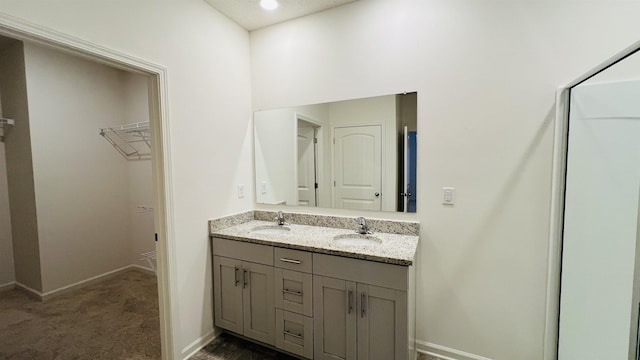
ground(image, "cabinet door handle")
xmin=279 ymin=258 xmax=301 ymax=264
xmin=243 ymin=269 xmax=248 ymax=288
xmin=348 ymin=289 xmax=353 ymax=314
xmin=282 ymin=289 xmax=303 ymax=296
xmin=361 ymin=292 xmax=366 ymax=318
xmin=234 ymin=267 xmax=239 ymax=286
xmin=283 ymin=330 xmax=303 ymax=340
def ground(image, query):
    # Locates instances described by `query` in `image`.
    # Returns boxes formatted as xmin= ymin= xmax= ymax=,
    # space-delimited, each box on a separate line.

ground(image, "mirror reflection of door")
xmin=297 ymin=120 xmax=318 ymax=207
xmin=401 ymin=126 xmax=417 ymax=213
xmin=333 ymin=125 xmax=382 ymax=210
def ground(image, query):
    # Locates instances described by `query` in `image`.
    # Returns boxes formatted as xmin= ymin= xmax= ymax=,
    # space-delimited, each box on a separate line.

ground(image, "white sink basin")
xmin=249 ymin=225 xmax=291 ymax=235
xmin=333 ymin=234 xmax=382 ymax=246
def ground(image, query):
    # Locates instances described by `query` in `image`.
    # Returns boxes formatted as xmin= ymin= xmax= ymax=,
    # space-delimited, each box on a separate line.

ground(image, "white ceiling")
xmin=204 ymin=0 xmax=358 ymax=31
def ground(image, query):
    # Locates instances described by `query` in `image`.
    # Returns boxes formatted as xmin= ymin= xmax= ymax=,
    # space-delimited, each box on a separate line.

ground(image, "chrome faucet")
xmin=275 ymin=211 xmax=287 ymax=226
xmin=356 ymin=217 xmax=372 ymax=234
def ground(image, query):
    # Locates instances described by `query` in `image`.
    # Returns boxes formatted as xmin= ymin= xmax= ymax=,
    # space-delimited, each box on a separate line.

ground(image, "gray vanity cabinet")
xmin=356 ymin=284 xmax=408 ymax=360
xmin=313 ymin=275 xmax=357 ymax=360
xmin=313 ymin=253 xmax=412 ymax=360
xmin=241 ymin=262 xmax=275 ymax=345
xmin=212 ymin=236 xmax=415 ymax=360
xmin=212 ymin=238 xmax=276 ymax=346
xmin=212 ymin=256 xmax=244 ymax=334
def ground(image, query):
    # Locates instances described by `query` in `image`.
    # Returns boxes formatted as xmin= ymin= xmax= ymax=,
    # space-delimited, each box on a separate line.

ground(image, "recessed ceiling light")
xmin=260 ymin=0 xmax=279 ymax=10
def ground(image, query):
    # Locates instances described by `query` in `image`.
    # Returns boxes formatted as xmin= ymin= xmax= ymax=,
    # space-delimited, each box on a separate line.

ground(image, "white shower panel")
xmin=559 ymin=80 xmax=640 ymax=360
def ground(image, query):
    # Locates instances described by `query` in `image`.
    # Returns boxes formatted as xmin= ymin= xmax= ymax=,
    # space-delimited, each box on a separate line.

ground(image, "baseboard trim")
xmin=0 ymin=281 xmax=16 ymax=292
xmin=36 ymin=265 xmax=150 ymax=301
xmin=416 ymin=340 xmax=494 ymax=360
xmin=15 ymin=281 xmax=44 ymax=299
xmin=181 ymin=329 xmax=218 ymax=359
xmin=130 ymin=264 xmax=156 ymax=276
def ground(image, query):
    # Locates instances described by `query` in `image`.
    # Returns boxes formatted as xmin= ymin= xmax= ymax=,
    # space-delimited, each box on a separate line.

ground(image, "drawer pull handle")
xmin=282 ymin=289 xmax=303 ymax=296
xmin=234 ymin=267 xmax=239 ymax=286
xmin=348 ymin=289 xmax=353 ymax=314
xmin=279 ymin=258 xmax=301 ymax=264
xmin=361 ymin=292 xmax=366 ymax=318
xmin=283 ymin=330 xmax=303 ymax=340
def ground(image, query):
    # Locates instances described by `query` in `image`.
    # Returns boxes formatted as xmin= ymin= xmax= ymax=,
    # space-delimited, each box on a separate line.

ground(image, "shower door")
xmin=558 ymin=80 xmax=640 ymax=360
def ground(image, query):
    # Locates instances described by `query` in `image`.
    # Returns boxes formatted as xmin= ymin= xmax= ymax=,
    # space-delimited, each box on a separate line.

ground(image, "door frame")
xmin=545 ymin=38 xmax=640 ymax=360
xmin=0 ymin=13 xmax=178 ymax=359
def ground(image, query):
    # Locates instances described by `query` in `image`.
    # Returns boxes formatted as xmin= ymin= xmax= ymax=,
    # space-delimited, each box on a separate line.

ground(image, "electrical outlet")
xmin=261 ymin=181 xmax=267 ymax=194
xmin=237 ymin=184 xmax=245 ymax=199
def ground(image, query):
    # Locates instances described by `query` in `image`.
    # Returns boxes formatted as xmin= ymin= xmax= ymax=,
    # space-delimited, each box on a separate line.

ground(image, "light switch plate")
xmin=443 ymin=187 xmax=455 ymax=205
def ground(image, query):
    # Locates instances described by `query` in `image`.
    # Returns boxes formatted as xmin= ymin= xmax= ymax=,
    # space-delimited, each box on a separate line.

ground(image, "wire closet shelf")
xmin=99 ymin=121 xmax=151 ymax=160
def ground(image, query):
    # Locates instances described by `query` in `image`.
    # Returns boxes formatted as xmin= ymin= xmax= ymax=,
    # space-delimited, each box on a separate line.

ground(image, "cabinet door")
xmin=213 ymin=256 xmax=243 ymax=334
xmin=313 ymin=275 xmax=356 ymax=360
xmin=242 ymin=261 xmax=276 ymax=346
xmin=357 ymin=284 xmax=408 ymax=360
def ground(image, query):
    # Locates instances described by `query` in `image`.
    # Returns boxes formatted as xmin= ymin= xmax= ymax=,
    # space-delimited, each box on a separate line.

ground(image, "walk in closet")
xmin=0 ymin=36 xmax=155 ymax=298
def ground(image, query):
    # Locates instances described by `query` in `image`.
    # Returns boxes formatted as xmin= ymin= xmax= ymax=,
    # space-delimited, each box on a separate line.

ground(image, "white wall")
xmin=585 ymin=50 xmax=640 ymax=85
xmin=0 ymin=2 xmax=253 ymax=356
xmin=250 ymin=0 xmax=640 ymax=358
xmin=559 ymin=80 xmax=640 ymax=360
xmin=329 ymin=95 xmax=397 ymax=211
xmin=123 ymin=72 xmax=155 ymax=267
xmin=23 ymin=43 xmax=131 ymax=293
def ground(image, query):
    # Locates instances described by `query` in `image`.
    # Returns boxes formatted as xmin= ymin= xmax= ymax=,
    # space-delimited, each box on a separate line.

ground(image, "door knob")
xmin=374 ymin=192 xmax=380 ymax=197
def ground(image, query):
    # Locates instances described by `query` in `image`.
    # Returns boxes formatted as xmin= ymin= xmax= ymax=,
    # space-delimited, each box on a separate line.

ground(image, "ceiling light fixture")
xmin=260 ymin=0 xmax=279 ymax=11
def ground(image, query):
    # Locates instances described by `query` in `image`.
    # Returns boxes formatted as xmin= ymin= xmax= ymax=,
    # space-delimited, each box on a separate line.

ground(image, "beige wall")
xmin=23 ymin=43 xmax=131 ymax=293
xmin=0 ymin=2 xmax=253 ymax=356
xmin=0 ymin=42 xmax=42 ymax=292
xmin=249 ymin=0 xmax=640 ymax=359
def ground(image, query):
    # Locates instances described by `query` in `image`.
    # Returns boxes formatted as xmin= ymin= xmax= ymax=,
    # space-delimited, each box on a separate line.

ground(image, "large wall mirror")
xmin=254 ymin=92 xmax=417 ymax=213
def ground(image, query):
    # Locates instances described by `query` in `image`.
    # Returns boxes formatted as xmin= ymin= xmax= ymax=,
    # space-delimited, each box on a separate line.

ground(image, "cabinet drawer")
xmin=313 ymin=253 xmax=408 ymax=291
xmin=275 ymin=268 xmax=313 ymax=317
xmin=275 ymin=309 xmax=313 ymax=359
xmin=274 ymin=247 xmax=312 ymax=273
xmin=212 ymin=237 xmax=273 ymax=266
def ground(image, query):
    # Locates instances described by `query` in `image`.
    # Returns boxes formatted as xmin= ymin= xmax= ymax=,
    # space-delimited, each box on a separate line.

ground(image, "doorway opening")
xmin=0 ymin=16 xmax=174 ymax=359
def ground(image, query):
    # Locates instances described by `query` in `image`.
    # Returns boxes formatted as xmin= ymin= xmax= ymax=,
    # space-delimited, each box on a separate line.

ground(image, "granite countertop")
xmin=210 ymin=219 xmax=419 ymax=266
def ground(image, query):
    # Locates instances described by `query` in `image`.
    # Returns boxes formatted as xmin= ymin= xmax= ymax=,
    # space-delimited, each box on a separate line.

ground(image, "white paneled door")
xmin=333 ymin=125 xmax=382 ymax=211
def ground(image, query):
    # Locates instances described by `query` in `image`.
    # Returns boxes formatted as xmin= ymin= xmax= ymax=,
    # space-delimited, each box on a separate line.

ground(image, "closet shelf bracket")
xmin=0 ymin=117 xmax=15 ymax=143
xmin=99 ymin=121 xmax=151 ymax=160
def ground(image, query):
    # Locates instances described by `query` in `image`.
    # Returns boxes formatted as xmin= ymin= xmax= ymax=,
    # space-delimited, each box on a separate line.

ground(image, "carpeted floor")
xmin=0 ymin=270 xmax=160 ymax=360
